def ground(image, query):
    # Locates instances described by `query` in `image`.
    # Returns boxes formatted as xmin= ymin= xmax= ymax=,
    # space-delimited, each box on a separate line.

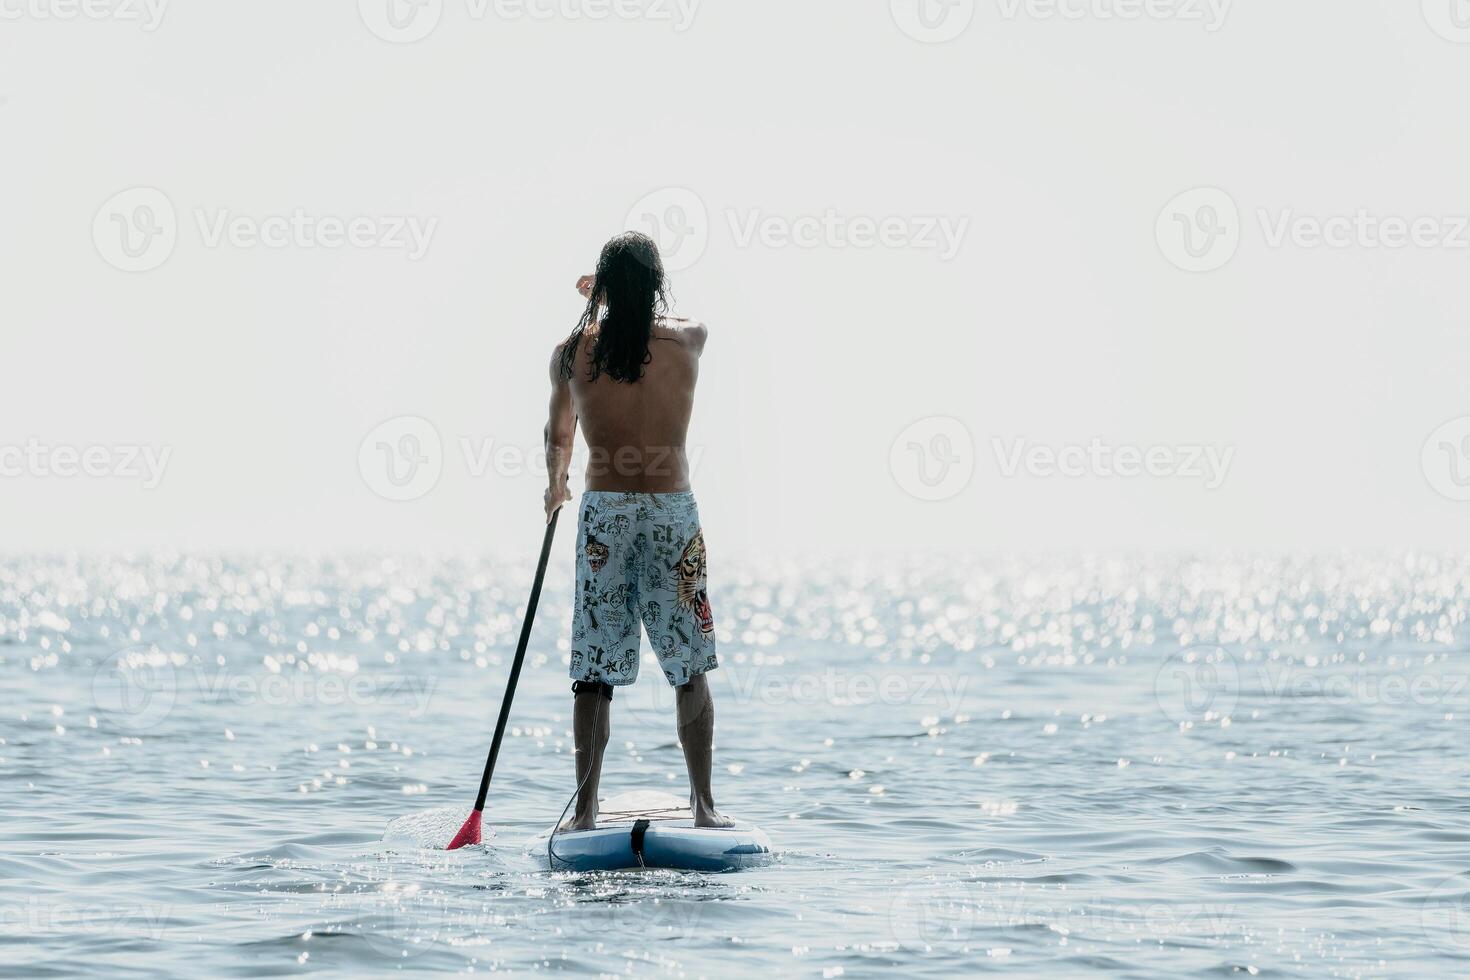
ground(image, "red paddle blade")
xmin=445 ymin=810 xmax=482 ymax=850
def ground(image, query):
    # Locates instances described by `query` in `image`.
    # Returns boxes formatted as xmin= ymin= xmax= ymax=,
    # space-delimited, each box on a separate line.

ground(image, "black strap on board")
xmin=631 ymin=818 xmax=651 ymax=867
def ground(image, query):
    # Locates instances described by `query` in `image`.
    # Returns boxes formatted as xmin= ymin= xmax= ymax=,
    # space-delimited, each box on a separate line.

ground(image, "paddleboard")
xmin=526 ymin=789 xmax=773 ymax=872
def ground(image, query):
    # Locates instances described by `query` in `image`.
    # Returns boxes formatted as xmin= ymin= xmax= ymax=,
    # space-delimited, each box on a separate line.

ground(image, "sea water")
xmin=3 ymin=552 xmax=1469 ymax=977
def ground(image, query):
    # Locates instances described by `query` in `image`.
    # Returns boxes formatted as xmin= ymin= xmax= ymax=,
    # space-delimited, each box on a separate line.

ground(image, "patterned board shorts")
xmin=569 ymin=490 xmax=718 ymax=688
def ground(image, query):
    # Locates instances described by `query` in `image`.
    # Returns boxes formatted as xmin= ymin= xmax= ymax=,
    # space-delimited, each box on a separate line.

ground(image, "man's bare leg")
xmin=561 ymin=687 xmax=610 ymax=832
xmin=675 ymin=673 xmax=735 ymax=828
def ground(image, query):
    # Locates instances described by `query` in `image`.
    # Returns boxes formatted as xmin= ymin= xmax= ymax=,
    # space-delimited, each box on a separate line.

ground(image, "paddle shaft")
xmin=472 ymin=508 xmax=559 ymax=812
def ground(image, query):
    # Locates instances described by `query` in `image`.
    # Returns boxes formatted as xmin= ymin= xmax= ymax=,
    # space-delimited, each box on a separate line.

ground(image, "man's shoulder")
xmin=657 ymin=317 xmax=709 ymax=353
xmin=549 ymin=337 xmax=575 ymax=379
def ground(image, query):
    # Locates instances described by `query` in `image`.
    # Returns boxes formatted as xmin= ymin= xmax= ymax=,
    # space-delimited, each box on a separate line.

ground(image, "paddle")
xmin=446 ymin=508 xmax=560 ymax=849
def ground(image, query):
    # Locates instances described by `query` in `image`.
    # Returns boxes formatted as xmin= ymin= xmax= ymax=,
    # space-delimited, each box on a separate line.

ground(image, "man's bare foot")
xmin=691 ymin=796 xmax=735 ymax=829
xmin=558 ymin=811 xmax=597 ymax=832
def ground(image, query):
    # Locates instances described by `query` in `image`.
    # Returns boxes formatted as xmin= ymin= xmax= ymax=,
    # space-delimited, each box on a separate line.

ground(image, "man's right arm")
xmin=544 ymin=345 xmax=577 ymax=523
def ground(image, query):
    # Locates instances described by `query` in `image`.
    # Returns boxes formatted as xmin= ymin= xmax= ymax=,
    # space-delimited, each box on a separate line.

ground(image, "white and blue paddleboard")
xmin=527 ymin=790 xmax=773 ymax=872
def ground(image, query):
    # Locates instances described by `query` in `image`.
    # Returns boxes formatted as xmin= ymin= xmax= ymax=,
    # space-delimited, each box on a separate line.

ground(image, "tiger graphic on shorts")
xmin=675 ymin=530 xmax=715 ymax=635
xmin=584 ymin=534 xmax=609 ymax=574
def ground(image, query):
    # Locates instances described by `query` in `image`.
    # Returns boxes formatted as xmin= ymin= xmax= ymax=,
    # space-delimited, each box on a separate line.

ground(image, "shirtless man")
xmin=543 ymin=231 xmax=732 ymax=831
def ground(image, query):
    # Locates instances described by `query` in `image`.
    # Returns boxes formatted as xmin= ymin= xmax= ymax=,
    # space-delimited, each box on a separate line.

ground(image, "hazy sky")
xmin=3 ymin=0 xmax=1469 ymax=557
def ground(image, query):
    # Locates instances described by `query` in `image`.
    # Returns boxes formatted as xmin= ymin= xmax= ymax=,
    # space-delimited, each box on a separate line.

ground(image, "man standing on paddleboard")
xmin=543 ymin=231 xmax=733 ymax=832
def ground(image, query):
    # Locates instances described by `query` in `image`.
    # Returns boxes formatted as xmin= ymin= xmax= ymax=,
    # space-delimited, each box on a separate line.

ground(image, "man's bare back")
xmin=547 ymin=316 xmax=708 ymax=498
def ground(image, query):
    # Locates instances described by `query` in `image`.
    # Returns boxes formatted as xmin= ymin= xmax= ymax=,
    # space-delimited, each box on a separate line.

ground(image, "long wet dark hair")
xmin=558 ymin=232 xmax=670 ymax=383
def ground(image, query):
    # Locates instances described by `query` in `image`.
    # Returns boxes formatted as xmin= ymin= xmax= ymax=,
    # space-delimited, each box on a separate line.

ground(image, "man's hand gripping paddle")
xmin=446 ymin=509 xmax=560 ymax=849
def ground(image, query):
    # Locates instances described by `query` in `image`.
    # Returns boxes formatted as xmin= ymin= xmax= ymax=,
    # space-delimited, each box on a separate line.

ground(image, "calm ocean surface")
xmin=4 ymin=552 xmax=1470 ymax=978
